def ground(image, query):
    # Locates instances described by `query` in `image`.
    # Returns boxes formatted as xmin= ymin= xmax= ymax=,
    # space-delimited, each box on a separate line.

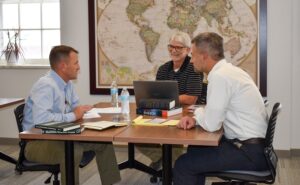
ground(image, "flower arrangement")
xmin=1 ymin=29 xmax=24 ymax=63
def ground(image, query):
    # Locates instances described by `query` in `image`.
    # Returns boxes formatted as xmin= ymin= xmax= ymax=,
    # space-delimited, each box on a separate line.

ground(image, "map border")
xmin=88 ymin=0 xmax=267 ymax=96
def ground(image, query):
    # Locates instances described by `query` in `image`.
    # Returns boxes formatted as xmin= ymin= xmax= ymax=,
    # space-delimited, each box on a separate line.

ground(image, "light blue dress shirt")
xmin=22 ymin=70 xmax=79 ymax=131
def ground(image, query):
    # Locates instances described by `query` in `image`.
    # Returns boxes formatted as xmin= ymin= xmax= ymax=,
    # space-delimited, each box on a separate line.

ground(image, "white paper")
xmin=83 ymin=111 xmax=101 ymax=119
xmin=90 ymin=107 xmax=121 ymax=114
xmin=82 ymin=121 xmax=127 ymax=130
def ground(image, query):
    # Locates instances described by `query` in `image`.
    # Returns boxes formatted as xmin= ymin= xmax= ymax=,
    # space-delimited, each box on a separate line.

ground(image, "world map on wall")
xmin=96 ymin=0 xmax=258 ymax=86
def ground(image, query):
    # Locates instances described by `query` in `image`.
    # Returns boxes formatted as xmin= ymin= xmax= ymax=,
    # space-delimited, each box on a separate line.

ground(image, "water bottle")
xmin=120 ymin=87 xmax=130 ymax=122
xmin=110 ymin=80 xmax=119 ymax=107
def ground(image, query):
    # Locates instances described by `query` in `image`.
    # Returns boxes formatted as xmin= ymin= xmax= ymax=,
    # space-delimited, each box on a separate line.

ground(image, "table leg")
xmin=162 ymin=144 xmax=172 ymax=185
xmin=0 ymin=151 xmax=17 ymax=164
xmin=65 ymin=141 xmax=74 ymax=185
xmin=118 ymin=143 xmax=161 ymax=177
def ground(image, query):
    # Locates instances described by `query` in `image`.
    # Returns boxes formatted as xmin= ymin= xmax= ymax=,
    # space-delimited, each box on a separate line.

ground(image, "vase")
xmin=5 ymin=53 xmax=19 ymax=65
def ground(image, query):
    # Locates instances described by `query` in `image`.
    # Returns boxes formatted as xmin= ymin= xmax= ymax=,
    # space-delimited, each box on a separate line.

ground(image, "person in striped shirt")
xmin=137 ymin=32 xmax=204 ymax=178
xmin=156 ymin=31 xmax=204 ymax=105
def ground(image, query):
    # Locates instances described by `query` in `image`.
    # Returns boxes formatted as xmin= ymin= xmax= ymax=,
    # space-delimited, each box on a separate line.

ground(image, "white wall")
xmin=267 ymin=0 xmax=292 ymax=150
xmin=0 ymin=69 xmax=48 ymax=138
xmin=291 ymin=0 xmax=300 ymax=149
xmin=60 ymin=0 xmax=110 ymax=105
xmin=1 ymin=0 xmax=300 ymax=150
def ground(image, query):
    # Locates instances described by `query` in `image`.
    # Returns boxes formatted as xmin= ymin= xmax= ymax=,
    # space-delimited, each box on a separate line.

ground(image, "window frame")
xmin=0 ymin=0 xmax=60 ymax=66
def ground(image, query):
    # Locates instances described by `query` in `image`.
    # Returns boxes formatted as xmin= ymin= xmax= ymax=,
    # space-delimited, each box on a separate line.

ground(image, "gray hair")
xmin=191 ymin=32 xmax=225 ymax=61
xmin=169 ymin=31 xmax=191 ymax=48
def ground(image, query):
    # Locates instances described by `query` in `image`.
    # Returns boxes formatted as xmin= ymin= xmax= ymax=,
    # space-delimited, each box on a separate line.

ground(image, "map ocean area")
xmin=97 ymin=0 xmax=258 ymax=85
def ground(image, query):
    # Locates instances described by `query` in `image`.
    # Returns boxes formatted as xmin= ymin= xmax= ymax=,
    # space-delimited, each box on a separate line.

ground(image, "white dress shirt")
xmin=194 ymin=59 xmax=268 ymax=140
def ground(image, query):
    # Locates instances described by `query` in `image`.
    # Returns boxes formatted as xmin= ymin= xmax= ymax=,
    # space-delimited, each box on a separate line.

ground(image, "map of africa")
xmin=96 ymin=0 xmax=258 ymax=87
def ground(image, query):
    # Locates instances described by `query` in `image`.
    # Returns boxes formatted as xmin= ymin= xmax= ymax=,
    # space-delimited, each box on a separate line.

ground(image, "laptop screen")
xmin=133 ymin=80 xmax=180 ymax=107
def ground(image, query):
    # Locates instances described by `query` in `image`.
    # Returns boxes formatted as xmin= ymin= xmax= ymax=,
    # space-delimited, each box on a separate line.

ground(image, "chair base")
xmin=211 ymin=182 xmax=256 ymax=185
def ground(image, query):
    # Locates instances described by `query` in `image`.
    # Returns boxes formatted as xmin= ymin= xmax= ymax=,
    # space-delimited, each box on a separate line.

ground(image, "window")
xmin=0 ymin=0 xmax=60 ymax=64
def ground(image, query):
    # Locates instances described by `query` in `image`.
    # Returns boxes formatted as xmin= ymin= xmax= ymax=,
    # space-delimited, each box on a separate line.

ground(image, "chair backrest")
xmin=265 ymin=103 xmax=281 ymax=148
xmin=14 ymin=103 xmax=25 ymax=133
xmin=264 ymin=99 xmax=269 ymax=107
xmin=264 ymin=102 xmax=282 ymax=183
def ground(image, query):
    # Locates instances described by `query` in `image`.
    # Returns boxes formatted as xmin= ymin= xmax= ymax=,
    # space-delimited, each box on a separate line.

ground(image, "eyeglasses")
xmin=167 ymin=44 xmax=186 ymax=52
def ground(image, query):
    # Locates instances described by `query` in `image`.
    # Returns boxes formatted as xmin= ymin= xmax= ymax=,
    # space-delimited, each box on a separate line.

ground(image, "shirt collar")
xmin=49 ymin=69 xmax=69 ymax=90
xmin=207 ymin=58 xmax=227 ymax=82
xmin=168 ymin=56 xmax=190 ymax=72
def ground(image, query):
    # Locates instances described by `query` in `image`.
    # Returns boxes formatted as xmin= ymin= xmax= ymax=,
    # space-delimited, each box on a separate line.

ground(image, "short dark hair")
xmin=191 ymin=32 xmax=224 ymax=61
xmin=49 ymin=45 xmax=78 ymax=69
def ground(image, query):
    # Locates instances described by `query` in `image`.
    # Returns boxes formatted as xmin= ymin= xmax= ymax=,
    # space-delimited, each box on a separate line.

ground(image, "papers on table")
xmin=83 ymin=111 xmax=101 ymax=119
xmin=90 ymin=107 xmax=121 ymax=114
xmin=145 ymin=118 xmax=167 ymax=124
xmin=132 ymin=116 xmax=179 ymax=126
xmin=83 ymin=107 xmax=121 ymax=119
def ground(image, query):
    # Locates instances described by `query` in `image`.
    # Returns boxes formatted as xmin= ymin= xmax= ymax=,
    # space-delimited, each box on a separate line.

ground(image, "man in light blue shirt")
xmin=23 ymin=45 xmax=121 ymax=185
xmin=23 ymin=70 xmax=81 ymax=129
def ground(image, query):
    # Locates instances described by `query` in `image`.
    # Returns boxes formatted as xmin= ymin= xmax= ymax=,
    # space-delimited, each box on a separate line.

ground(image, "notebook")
xmin=82 ymin=121 xmax=127 ymax=131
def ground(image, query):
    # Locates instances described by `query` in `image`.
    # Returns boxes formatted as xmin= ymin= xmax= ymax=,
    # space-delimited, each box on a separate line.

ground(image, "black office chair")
xmin=207 ymin=102 xmax=282 ymax=185
xmin=14 ymin=103 xmax=96 ymax=185
xmin=14 ymin=103 xmax=60 ymax=185
xmin=264 ymin=99 xmax=269 ymax=107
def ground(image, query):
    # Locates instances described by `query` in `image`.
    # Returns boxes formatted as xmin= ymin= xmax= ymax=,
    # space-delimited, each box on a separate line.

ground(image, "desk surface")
xmin=18 ymin=102 xmax=223 ymax=185
xmin=20 ymin=126 xmax=128 ymax=142
xmin=0 ymin=98 xmax=24 ymax=108
xmin=114 ymin=125 xmax=222 ymax=146
xmin=19 ymin=103 xmax=223 ymax=146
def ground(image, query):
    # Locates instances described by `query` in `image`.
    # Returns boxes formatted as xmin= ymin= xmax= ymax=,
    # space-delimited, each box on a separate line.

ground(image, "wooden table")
xmin=115 ymin=125 xmax=222 ymax=185
xmin=20 ymin=126 xmax=128 ymax=185
xmin=19 ymin=103 xmax=223 ymax=185
xmin=0 ymin=98 xmax=24 ymax=108
xmin=0 ymin=98 xmax=24 ymax=164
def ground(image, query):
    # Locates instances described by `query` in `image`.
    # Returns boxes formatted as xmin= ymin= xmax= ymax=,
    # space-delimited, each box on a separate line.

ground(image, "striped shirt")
xmin=156 ymin=56 xmax=203 ymax=104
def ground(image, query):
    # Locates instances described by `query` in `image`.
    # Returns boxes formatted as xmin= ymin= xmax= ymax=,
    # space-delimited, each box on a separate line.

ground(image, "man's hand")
xmin=73 ymin=105 xmax=93 ymax=120
xmin=177 ymin=116 xmax=196 ymax=130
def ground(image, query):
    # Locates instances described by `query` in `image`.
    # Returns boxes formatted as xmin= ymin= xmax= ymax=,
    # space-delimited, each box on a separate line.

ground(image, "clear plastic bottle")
xmin=110 ymin=80 xmax=119 ymax=107
xmin=120 ymin=87 xmax=130 ymax=122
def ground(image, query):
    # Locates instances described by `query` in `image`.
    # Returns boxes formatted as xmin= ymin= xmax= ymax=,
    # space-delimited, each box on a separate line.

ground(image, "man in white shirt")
xmin=173 ymin=32 xmax=268 ymax=185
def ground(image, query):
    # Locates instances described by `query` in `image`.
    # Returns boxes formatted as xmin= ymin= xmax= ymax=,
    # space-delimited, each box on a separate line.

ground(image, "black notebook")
xmin=42 ymin=127 xmax=82 ymax=134
xmin=35 ymin=121 xmax=80 ymax=132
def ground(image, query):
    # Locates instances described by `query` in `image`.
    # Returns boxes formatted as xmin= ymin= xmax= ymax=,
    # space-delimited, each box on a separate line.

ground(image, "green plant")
xmin=1 ymin=30 xmax=24 ymax=62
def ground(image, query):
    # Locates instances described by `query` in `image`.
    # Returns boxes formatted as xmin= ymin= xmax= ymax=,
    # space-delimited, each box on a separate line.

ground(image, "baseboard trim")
xmin=275 ymin=150 xmax=291 ymax=157
xmin=0 ymin=137 xmax=20 ymax=145
xmin=275 ymin=149 xmax=300 ymax=157
xmin=1 ymin=137 xmax=300 ymax=157
xmin=291 ymin=149 xmax=300 ymax=156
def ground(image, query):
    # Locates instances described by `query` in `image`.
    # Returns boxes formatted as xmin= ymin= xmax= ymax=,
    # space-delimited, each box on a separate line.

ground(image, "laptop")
xmin=133 ymin=80 xmax=180 ymax=107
